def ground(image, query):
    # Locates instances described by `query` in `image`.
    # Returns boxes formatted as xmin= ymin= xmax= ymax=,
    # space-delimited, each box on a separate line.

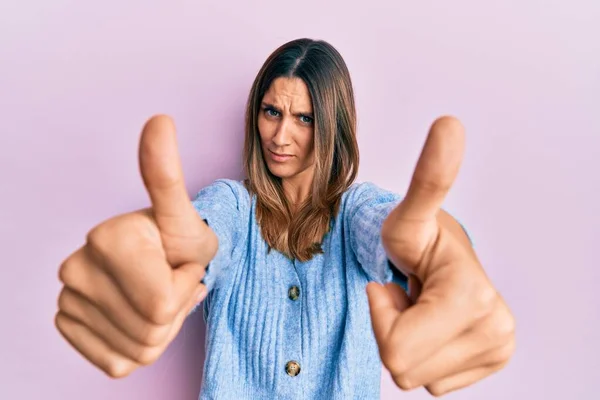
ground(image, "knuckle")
xmin=160 ymin=299 xmax=180 ymax=322
xmin=473 ymin=284 xmax=498 ymax=316
xmin=139 ymin=324 xmax=171 ymax=347
xmin=393 ymin=373 xmax=414 ymax=391
xmin=413 ymin=175 xmax=451 ymax=196
xmin=86 ymin=217 xmax=134 ymax=257
xmin=104 ymin=360 xmax=133 ymax=379
xmin=54 ymin=312 xmax=67 ymax=333
xmin=54 ymin=312 xmax=79 ymax=345
xmin=490 ymin=339 xmax=516 ymax=365
xmin=380 ymin=344 xmax=409 ymax=377
xmin=146 ymin=294 xmax=178 ymax=325
xmin=58 ymin=258 xmax=78 ymax=288
xmin=135 ymin=345 xmax=164 ymax=366
xmin=485 ymin=304 xmax=516 ymax=342
xmin=86 ymin=224 xmax=111 ymax=254
xmin=425 ymin=384 xmax=447 ymax=397
xmin=57 ymin=289 xmax=72 ymax=313
xmin=496 ymin=311 xmax=516 ymax=340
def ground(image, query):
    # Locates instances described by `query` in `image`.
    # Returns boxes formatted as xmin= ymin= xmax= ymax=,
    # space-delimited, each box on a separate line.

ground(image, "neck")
xmin=282 ymin=168 xmax=314 ymax=210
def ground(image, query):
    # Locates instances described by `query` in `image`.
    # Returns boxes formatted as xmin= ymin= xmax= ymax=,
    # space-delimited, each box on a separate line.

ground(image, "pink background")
xmin=2 ymin=1 xmax=598 ymax=399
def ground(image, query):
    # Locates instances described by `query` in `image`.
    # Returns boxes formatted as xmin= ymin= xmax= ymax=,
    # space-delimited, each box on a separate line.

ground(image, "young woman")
xmin=55 ymin=38 xmax=515 ymax=399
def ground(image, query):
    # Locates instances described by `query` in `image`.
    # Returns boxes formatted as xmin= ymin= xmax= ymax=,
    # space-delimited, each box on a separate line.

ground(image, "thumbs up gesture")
xmin=367 ymin=117 xmax=515 ymax=396
xmin=55 ymin=115 xmax=218 ymax=378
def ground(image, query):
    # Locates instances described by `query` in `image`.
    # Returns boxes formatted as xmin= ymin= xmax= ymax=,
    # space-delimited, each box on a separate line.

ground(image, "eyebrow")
xmin=261 ymin=102 xmax=313 ymax=117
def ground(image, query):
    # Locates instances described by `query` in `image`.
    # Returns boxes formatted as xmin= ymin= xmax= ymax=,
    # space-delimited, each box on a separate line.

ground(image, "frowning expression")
xmin=258 ymin=77 xmax=315 ymax=182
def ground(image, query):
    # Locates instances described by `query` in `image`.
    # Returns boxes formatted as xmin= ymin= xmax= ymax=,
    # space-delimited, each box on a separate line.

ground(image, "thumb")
xmin=138 ymin=115 xmax=214 ymax=267
xmin=366 ymin=282 xmax=411 ymax=342
xmin=138 ymin=114 xmax=199 ymax=235
xmin=396 ymin=116 xmax=465 ymax=222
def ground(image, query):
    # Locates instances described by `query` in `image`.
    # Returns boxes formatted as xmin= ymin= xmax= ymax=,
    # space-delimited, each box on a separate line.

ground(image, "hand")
xmin=55 ymin=115 xmax=218 ymax=378
xmin=367 ymin=116 xmax=515 ymax=396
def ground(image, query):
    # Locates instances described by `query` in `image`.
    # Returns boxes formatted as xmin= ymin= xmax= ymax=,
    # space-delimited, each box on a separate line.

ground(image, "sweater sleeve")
xmin=345 ymin=182 xmax=473 ymax=291
xmin=191 ymin=179 xmax=247 ymax=293
xmin=344 ymin=182 xmax=409 ymax=290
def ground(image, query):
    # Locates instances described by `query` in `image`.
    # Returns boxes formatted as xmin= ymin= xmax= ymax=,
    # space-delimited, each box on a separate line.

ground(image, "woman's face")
xmin=258 ymin=77 xmax=315 ymax=186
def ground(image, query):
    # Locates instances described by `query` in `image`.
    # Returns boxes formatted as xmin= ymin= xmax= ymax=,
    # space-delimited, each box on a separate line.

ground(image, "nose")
xmin=272 ymin=119 xmax=292 ymax=147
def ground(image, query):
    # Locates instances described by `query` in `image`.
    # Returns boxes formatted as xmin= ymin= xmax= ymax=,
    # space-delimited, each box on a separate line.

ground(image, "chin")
xmin=266 ymin=162 xmax=296 ymax=179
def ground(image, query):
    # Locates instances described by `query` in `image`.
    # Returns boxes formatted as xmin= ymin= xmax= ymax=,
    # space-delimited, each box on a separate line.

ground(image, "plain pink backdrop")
xmin=1 ymin=1 xmax=598 ymax=399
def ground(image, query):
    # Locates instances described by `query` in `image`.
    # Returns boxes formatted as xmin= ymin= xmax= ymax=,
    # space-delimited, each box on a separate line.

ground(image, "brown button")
xmin=285 ymin=360 xmax=301 ymax=377
xmin=288 ymin=286 xmax=300 ymax=301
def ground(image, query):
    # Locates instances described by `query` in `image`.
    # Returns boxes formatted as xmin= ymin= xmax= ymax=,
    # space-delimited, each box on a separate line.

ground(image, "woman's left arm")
xmin=367 ymin=116 xmax=516 ymax=397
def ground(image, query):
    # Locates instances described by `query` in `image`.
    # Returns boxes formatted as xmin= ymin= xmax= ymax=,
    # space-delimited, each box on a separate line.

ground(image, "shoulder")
xmin=342 ymin=181 xmax=402 ymax=208
xmin=192 ymin=178 xmax=251 ymax=210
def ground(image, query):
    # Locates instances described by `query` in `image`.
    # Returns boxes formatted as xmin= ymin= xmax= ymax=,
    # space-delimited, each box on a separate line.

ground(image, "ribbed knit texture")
xmin=190 ymin=179 xmax=408 ymax=400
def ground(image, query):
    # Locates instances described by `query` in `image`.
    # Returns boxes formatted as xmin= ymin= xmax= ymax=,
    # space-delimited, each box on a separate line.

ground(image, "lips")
xmin=270 ymin=150 xmax=292 ymax=157
xmin=268 ymin=149 xmax=294 ymax=162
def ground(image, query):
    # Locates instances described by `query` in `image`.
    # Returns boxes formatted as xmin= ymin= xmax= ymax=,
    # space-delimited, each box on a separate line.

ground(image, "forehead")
xmin=262 ymin=77 xmax=313 ymax=110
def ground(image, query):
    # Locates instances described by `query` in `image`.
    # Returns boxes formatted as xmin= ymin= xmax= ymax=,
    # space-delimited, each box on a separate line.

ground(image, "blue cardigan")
xmin=190 ymin=179 xmax=408 ymax=399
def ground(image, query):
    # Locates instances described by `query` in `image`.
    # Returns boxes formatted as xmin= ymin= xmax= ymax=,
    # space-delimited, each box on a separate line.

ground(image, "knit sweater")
xmin=190 ymin=178 xmax=409 ymax=400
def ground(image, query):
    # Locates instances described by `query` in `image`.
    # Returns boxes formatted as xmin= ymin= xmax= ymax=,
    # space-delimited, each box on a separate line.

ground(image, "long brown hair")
xmin=244 ymin=38 xmax=359 ymax=262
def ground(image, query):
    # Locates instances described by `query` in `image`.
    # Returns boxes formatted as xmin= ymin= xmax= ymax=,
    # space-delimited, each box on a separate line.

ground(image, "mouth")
xmin=268 ymin=149 xmax=294 ymax=162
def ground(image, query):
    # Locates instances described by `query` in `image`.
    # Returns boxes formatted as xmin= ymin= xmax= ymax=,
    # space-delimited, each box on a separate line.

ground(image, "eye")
xmin=263 ymin=107 xmax=280 ymax=117
xmin=300 ymin=115 xmax=313 ymax=124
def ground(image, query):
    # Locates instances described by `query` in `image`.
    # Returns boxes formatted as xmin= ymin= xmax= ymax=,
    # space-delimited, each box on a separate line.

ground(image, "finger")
xmin=106 ymin=248 xmax=206 ymax=326
xmin=183 ymin=284 xmax=208 ymax=318
xmin=87 ymin=224 xmax=207 ymax=325
xmin=384 ymin=282 xmax=412 ymax=311
xmin=171 ymin=261 xmax=209 ymax=314
xmin=398 ymin=116 xmax=465 ymax=222
xmin=366 ymin=282 xmax=402 ymax=342
xmin=84 ymin=211 xmax=210 ymax=321
xmin=111 ymin=250 xmax=207 ymax=326
xmin=394 ymin=334 xmax=513 ymax=391
xmin=425 ymin=362 xmax=507 ymax=397
xmin=58 ymin=282 xmax=206 ymax=373
xmin=400 ymin=300 xmax=515 ymax=388
xmin=163 ymin=283 xmax=207 ymax=344
xmin=367 ymin=281 xmax=413 ymax=370
xmin=55 ymin=311 xmax=139 ymax=378
xmin=59 ymin=247 xmax=171 ymax=341
xmin=379 ymin=262 xmax=479 ymax=373
xmin=58 ymin=287 xmax=167 ymax=366
xmin=138 ymin=115 xmax=198 ymax=237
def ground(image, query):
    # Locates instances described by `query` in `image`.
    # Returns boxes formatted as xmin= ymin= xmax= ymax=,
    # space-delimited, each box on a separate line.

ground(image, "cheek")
xmin=257 ymin=118 xmax=272 ymax=144
xmin=300 ymin=129 xmax=315 ymax=155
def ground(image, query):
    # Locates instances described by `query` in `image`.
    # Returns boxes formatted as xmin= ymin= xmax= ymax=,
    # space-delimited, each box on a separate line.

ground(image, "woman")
xmin=55 ymin=38 xmax=515 ymax=399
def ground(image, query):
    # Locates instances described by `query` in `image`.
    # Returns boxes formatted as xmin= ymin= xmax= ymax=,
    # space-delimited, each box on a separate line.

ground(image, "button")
xmin=288 ymin=286 xmax=300 ymax=301
xmin=285 ymin=360 xmax=301 ymax=377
